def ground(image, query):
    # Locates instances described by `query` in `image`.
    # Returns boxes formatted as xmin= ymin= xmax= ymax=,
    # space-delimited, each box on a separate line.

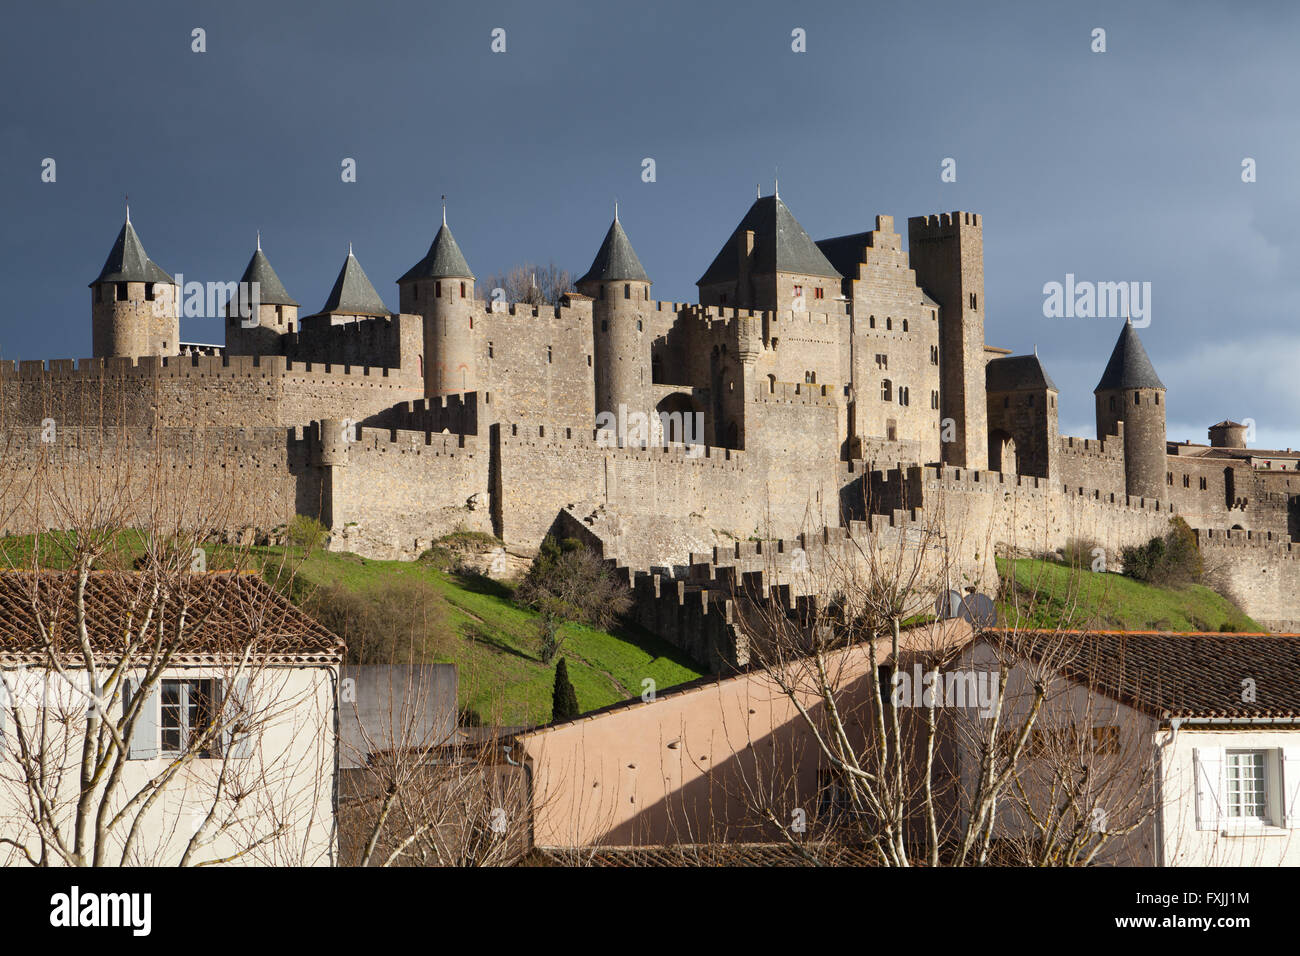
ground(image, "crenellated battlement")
xmin=909 ymin=211 xmax=982 ymax=236
xmin=0 ymin=353 xmax=415 ymax=384
xmin=1196 ymin=527 xmax=1297 ymax=555
xmin=919 ymin=462 xmax=1174 ymax=512
xmin=496 ymin=420 xmax=745 ymax=469
xmin=1060 ymin=432 xmax=1124 ymax=459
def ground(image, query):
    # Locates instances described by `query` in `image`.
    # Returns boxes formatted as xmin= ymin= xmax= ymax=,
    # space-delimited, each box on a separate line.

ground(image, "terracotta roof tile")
xmin=0 ymin=570 xmax=343 ymax=665
xmin=990 ymin=630 xmax=1300 ymax=719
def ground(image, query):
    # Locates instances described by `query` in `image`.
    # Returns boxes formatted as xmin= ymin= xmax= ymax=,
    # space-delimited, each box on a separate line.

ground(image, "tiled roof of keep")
xmin=990 ymin=630 xmax=1300 ymax=719
xmin=0 ymin=571 xmax=344 ymax=665
xmin=698 ymin=195 xmax=842 ymax=286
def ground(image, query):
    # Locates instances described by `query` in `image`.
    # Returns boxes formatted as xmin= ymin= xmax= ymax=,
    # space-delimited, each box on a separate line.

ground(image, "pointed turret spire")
xmin=318 ymin=247 xmax=390 ymax=316
xmin=399 ymin=207 xmax=475 ymax=283
xmin=238 ymin=238 xmax=298 ymax=307
xmin=1095 ymin=319 xmax=1164 ymax=392
xmin=578 ymin=215 xmax=649 ymax=285
xmin=90 ymin=213 xmax=173 ymax=286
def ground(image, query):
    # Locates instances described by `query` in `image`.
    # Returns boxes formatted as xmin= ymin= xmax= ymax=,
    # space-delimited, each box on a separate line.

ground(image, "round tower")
xmin=226 ymin=233 xmax=299 ymax=353
xmin=398 ymin=207 xmax=476 ymax=396
xmin=89 ymin=211 xmax=178 ymax=358
xmin=576 ymin=209 xmax=652 ymax=429
xmin=1094 ymin=319 xmax=1167 ymax=500
xmin=1209 ymin=420 xmax=1248 ymax=449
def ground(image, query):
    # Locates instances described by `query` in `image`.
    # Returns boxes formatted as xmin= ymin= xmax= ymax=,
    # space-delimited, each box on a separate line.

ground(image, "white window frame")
xmin=160 ymin=677 xmax=223 ymax=759
xmin=1195 ymin=745 xmax=1300 ymax=833
xmin=1223 ymin=749 xmax=1271 ymax=825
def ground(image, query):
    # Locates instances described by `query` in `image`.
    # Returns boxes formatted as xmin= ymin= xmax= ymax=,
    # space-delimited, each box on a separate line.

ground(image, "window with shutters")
xmin=161 ymin=678 xmax=220 ymax=758
xmin=1226 ymin=750 xmax=1269 ymax=821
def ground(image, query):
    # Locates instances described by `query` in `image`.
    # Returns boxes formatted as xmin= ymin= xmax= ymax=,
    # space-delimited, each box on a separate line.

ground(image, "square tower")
xmin=907 ymin=212 xmax=988 ymax=470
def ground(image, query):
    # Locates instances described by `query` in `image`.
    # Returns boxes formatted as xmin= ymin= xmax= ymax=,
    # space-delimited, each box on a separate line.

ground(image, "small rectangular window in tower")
xmin=793 ymin=284 xmax=803 ymax=298
xmin=601 ymin=319 xmax=608 ymax=332
xmin=1183 ymin=475 xmax=1190 ymax=488
xmin=969 ymin=293 xmax=977 ymax=310
xmin=1200 ymin=477 xmax=1208 ymax=490
xmin=814 ymin=288 xmax=824 ymax=300
xmin=547 ymin=345 xmax=553 ymax=363
xmin=436 ymin=281 xmax=442 ymax=297
xmin=116 ymin=282 xmax=128 ymax=302
xmin=460 ymin=282 xmax=466 ymax=297
xmin=1167 ymin=472 xmax=1173 ymax=485
xmin=624 ymin=284 xmax=630 ymax=299
xmin=145 ymin=283 xmax=156 ymax=301
xmin=488 ymin=342 xmax=494 ymax=359
xmin=637 ymin=320 xmax=643 ymax=331
xmin=587 ymin=354 xmax=592 ymax=367
xmin=869 ymin=315 xmax=876 ymax=328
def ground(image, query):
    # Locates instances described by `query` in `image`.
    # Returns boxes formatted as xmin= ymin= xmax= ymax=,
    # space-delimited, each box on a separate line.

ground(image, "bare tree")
xmin=337 ymin=663 xmax=532 ymax=867
xmin=0 ymin=420 xmax=337 ymax=866
xmin=715 ymin=501 xmax=1165 ymax=866
xmin=480 ymin=261 xmax=576 ymax=308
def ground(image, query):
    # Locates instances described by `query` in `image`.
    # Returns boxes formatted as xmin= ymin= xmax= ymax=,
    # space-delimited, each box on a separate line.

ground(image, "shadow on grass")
xmin=449 ymin=571 xmax=515 ymax=601
xmin=461 ymin=622 xmax=540 ymax=664
xmin=601 ymin=619 xmax=704 ymax=673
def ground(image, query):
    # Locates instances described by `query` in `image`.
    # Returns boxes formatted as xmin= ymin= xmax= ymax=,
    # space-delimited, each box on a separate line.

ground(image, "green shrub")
xmin=307 ymin=577 xmax=453 ymax=664
xmin=516 ymin=535 xmax=632 ymax=663
xmin=1121 ymin=517 xmax=1202 ymax=586
xmin=287 ymin=515 xmax=329 ymax=553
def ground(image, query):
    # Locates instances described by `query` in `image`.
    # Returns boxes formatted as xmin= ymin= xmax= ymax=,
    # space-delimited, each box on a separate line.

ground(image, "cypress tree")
xmin=552 ymin=657 xmax=580 ymax=722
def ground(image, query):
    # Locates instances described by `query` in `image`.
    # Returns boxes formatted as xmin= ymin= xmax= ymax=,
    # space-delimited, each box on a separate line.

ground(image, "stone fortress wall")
xmin=2 ymin=197 xmax=1297 ymax=669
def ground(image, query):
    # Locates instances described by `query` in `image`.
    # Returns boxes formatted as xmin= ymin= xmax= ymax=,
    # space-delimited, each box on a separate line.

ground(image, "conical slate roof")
xmin=986 ymin=354 xmax=1058 ymax=393
xmin=399 ymin=223 xmax=474 ymax=282
xmin=239 ymin=247 xmax=298 ymax=307
xmin=1095 ymin=320 xmax=1164 ymax=392
xmin=90 ymin=218 xmax=173 ymax=286
xmin=578 ymin=217 xmax=649 ymax=284
xmin=698 ymin=195 xmax=842 ymax=287
xmin=318 ymin=250 xmax=390 ymax=317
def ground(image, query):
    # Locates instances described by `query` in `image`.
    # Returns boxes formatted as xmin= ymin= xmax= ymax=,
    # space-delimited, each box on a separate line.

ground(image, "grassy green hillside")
xmin=0 ymin=530 xmax=704 ymax=727
xmin=997 ymin=557 xmax=1262 ymax=633
xmin=268 ymin=546 xmax=703 ymax=726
